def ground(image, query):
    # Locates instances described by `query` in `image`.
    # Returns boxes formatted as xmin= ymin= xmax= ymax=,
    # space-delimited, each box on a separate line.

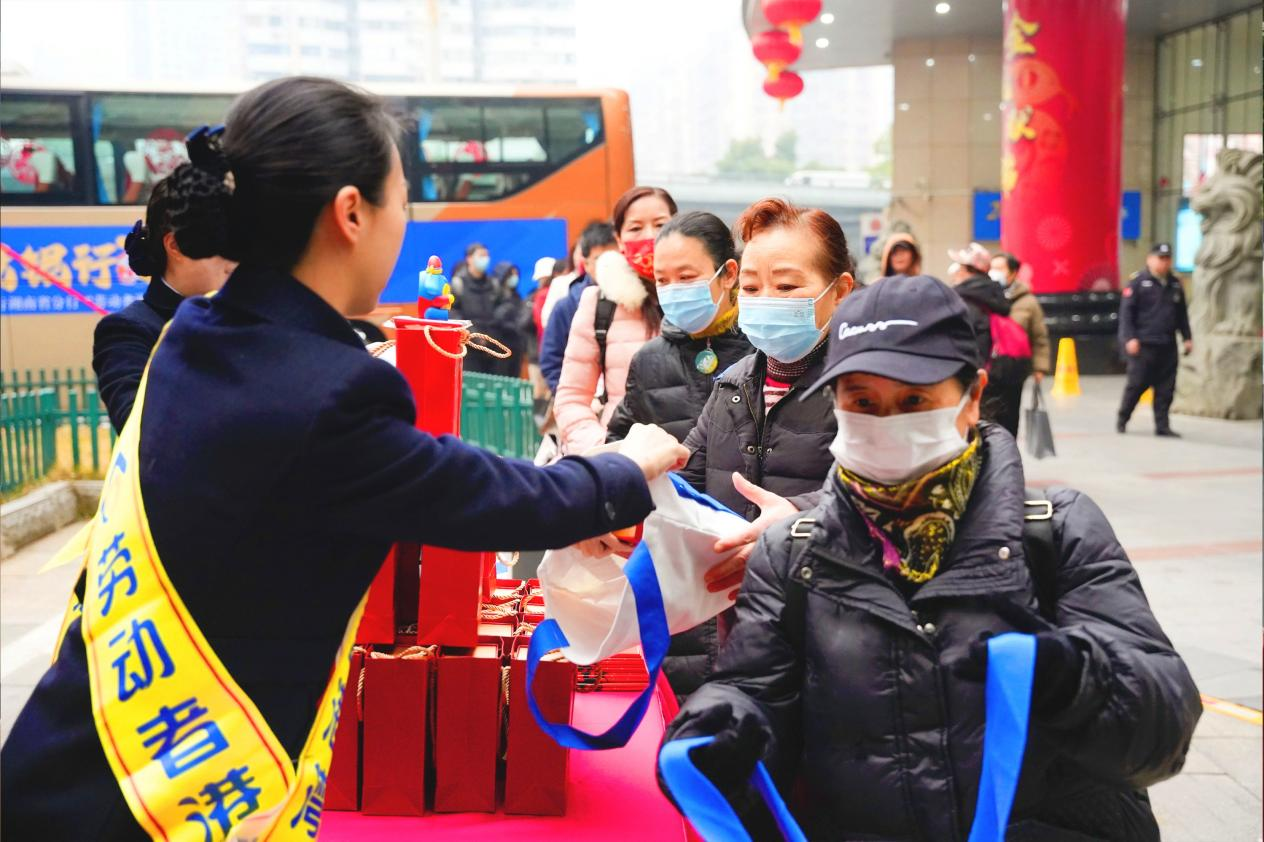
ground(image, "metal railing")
xmin=461 ymin=372 xmax=540 ymax=460
xmin=0 ymin=369 xmax=112 ymax=496
xmin=0 ymin=368 xmax=539 ymax=497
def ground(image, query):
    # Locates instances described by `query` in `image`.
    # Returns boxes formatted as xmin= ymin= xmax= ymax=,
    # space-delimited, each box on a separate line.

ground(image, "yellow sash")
xmin=55 ymin=357 xmax=363 ymax=841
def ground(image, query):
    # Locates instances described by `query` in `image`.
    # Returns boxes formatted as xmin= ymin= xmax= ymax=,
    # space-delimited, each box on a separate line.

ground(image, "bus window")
xmin=419 ymin=102 xmax=484 ymax=164
xmin=88 ymin=93 xmax=232 ymax=205
xmin=0 ymin=96 xmax=79 ymax=197
xmin=544 ymin=103 xmax=602 ymax=162
xmin=412 ymin=97 xmax=603 ymax=202
xmin=484 ymin=106 xmax=547 ymax=163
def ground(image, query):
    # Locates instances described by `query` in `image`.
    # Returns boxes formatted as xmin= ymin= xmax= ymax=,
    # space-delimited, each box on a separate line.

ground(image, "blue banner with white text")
xmin=1 ymin=218 xmax=567 ymax=315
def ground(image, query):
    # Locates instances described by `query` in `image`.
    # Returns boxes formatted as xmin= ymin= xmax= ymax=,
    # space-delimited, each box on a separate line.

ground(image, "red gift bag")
xmin=355 ymin=550 xmax=396 ymax=646
xmin=361 ymin=646 xmax=434 ymax=816
xmin=394 ymin=317 xmax=468 ymax=436
xmin=504 ymin=644 xmax=576 ymax=815
xmin=433 ymin=645 xmax=503 ymax=813
xmin=478 ymin=622 xmax=516 ymax=658
xmin=355 ymin=543 xmax=422 ymax=645
xmin=482 ymin=552 xmax=498 ymax=601
xmin=325 ymin=649 xmax=365 ymax=811
xmin=417 ymin=547 xmax=488 ymax=647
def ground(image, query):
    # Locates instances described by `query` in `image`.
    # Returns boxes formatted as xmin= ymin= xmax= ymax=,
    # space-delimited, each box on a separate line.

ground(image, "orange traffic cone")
xmin=1139 ymin=387 xmax=1153 ymax=405
xmin=1050 ymin=337 xmax=1081 ymax=398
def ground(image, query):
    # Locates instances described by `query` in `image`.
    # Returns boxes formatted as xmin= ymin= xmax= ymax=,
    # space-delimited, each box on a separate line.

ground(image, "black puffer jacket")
xmin=663 ymin=350 xmax=837 ymax=699
xmin=605 ymin=323 xmax=753 ymax=443
xmin=667 ymin=424 xmax=1201 ymax=841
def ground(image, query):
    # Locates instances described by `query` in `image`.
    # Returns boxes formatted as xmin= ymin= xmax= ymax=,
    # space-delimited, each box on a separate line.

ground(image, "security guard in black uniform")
xmin=1117 ymin=242 xmax=1192 ymax=436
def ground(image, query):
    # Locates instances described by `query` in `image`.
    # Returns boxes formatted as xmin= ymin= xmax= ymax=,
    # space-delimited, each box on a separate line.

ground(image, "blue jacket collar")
xmin=215 ymin=263 xmax=366 ymax=350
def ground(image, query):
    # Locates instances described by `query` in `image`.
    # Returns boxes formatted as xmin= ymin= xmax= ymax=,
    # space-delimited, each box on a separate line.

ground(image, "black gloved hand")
xmin=659 ymin=704 xmax=783 ymax=840
xmin=688 ymin=709 xmax=770 ymax=801
xmin=952 ymin=627 xmax=1086 ymax=718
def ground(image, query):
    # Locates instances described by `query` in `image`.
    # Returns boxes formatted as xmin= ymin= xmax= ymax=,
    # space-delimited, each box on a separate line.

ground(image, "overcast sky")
xmin=1 ymin=0 xmax=891 ymax=175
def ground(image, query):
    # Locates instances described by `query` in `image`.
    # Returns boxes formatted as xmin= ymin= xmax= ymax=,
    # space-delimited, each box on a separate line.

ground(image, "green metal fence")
xmin=461 ymin=372 xmax=540 ymax=460
xmin=0 ymin=368 xmax=539 ymax=496
xmin=0 ymin=368 xmax=112 ymax=496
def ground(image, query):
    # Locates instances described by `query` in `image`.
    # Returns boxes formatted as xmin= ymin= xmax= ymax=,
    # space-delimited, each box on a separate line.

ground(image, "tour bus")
xmin=0 ymin=82 xmax=635 ymax=370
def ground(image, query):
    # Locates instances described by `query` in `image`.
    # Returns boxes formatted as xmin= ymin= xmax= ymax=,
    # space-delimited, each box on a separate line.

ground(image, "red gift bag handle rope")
xmin=367 ymin=331 xmax=512 ymax=361
xmin=480 ymin=603 xmax=518 ymax=621
xmin=355 ymin=644 xmax=437 ymax=721
xmin=421 ymin=325 xmax=512 ymax=360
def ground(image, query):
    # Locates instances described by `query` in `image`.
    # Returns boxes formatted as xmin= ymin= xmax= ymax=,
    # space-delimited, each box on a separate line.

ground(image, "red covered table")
xmin=320 ymin=682 xmax=694 ymax=840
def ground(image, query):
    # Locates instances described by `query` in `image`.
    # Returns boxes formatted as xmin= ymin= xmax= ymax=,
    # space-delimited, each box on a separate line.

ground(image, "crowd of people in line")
xmin=2 ymin=77 xmax=1201 ymax=842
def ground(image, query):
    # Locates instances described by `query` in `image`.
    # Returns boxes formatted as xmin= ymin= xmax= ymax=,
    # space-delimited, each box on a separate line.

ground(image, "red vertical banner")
xmin=1000 ymin=0 xmax=1126 ymax=293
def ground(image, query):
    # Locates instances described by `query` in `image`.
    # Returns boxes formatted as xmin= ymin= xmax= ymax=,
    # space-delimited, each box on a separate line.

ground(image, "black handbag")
xmin=1024 ymin=381 xmax=1057 ymax=459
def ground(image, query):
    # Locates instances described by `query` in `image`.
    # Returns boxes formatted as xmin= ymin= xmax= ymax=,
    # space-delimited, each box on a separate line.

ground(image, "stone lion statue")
xmin=1173 ymin=148 xmax=1263 ymax=419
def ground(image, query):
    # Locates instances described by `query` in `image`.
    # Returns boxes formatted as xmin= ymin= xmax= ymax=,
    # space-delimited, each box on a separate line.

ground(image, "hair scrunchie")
xmin=185 ymin=125 xmax=234 ymax=194
xmin=124 ymin=219 xmax=159 ymax=277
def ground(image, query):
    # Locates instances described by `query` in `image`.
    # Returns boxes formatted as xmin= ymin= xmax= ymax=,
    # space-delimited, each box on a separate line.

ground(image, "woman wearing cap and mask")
xmin=661 ymin=274 xmax=1201 ymax=841
xmin=605 ymin=211 xmax=753 ymax=444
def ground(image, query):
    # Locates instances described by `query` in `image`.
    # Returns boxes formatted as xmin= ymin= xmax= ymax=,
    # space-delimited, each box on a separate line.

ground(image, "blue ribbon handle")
xmin=967 ymin=632 xmax=1036 ymax=842
xmin=659 ymin=632 xmax=1036 ymax=840
xmin=659 ymin=736 xmax=808 ymax=842
xmin=525 ymin=473 xmax=736 ymax=750
xmin=526 ymin=538 xmax=670 ymax=749
xmin=667 ymin=472 xmax=742 ymax=517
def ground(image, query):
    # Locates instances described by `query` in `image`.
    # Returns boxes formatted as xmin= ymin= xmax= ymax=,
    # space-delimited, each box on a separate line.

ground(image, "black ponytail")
xmin=124 ymin=179 xmax=174 ymax=278
xmin=123 ymin=129 xmax=233 ymax=279
xmin=655 ymin=211 xmax=737 ymax=270
xmin=165 ymin=126 xmax=232 ymax=261
xmin=214 ymin=77 xmax=400 ymax=271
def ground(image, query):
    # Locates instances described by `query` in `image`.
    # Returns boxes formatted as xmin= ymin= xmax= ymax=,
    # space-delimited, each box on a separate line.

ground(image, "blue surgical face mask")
xmin=471 ymin=254 xmax=490 ymax=272
xmin=738 ymin=286 xmax=833 ymax=363
xmin=658 ymin=266 xmax=723 ymax=334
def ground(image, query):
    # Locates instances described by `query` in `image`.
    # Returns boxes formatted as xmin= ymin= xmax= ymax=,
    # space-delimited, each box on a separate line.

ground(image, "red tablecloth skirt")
xmin=319 ymin=682 xmax=692 ymax=840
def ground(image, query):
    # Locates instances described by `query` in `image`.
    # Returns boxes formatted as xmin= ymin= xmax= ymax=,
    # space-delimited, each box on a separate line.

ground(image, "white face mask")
xmin=988 ymin=269 xmax=1008 ymax=284
xmin=829 ymin=391 xmax=972 ymax=485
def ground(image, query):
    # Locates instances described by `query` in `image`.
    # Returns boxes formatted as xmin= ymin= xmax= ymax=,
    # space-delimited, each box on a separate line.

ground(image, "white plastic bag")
xmin=537 ymin=473 xmax=746 ymax=665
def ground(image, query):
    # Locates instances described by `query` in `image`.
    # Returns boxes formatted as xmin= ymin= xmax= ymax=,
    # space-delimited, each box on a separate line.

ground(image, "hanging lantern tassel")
xmin=752 ymin=28 xmax=801 ymax=83
xmin=763 ymin=70 xmax=805 ymax=110
xmin=761 ymin=0 xmax=822 ymax=46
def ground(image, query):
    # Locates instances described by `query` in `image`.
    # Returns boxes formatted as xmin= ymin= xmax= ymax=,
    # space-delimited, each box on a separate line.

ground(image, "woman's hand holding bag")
xmin=706 ymin=473 xmax=798 ymax=597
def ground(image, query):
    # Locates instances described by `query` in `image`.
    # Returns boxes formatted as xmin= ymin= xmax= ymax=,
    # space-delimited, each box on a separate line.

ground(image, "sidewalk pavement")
xmin=1 ymin=375 xmax=1259 ymax=840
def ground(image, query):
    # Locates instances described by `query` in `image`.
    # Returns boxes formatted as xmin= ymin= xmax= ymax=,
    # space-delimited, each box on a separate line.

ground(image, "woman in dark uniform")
xmin=93 ymin=163 xmax=237 ymax=432
xmin=1 ymin=76 xmax=687 ymax=841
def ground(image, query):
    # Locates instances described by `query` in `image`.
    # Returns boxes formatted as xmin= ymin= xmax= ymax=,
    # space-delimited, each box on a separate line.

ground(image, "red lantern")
xmin=752 ymin=28 xmax=801 ymax=82
xmin=763 ymin=70 xmax=805 ymax=108
xmin=762 ymin=0 xmax=822 ymax=46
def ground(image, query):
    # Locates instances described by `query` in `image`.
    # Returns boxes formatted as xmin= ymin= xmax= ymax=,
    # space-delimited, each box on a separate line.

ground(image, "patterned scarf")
xmin=692 ymin=300 xmax=740 ymax=339
xmin=836 ymin=435 xmax=981 ymax=584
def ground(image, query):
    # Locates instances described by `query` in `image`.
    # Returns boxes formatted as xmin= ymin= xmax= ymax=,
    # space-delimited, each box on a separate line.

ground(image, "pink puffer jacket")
xmin=555 ymin=250 xmax=659 ymax=454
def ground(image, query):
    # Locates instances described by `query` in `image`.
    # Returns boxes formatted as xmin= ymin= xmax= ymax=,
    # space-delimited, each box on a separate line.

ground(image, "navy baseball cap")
xmin=803 ymin=274 xmax=982 ymax=394
xmin=1150 ymin=242 xmax=1173 ymax=257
